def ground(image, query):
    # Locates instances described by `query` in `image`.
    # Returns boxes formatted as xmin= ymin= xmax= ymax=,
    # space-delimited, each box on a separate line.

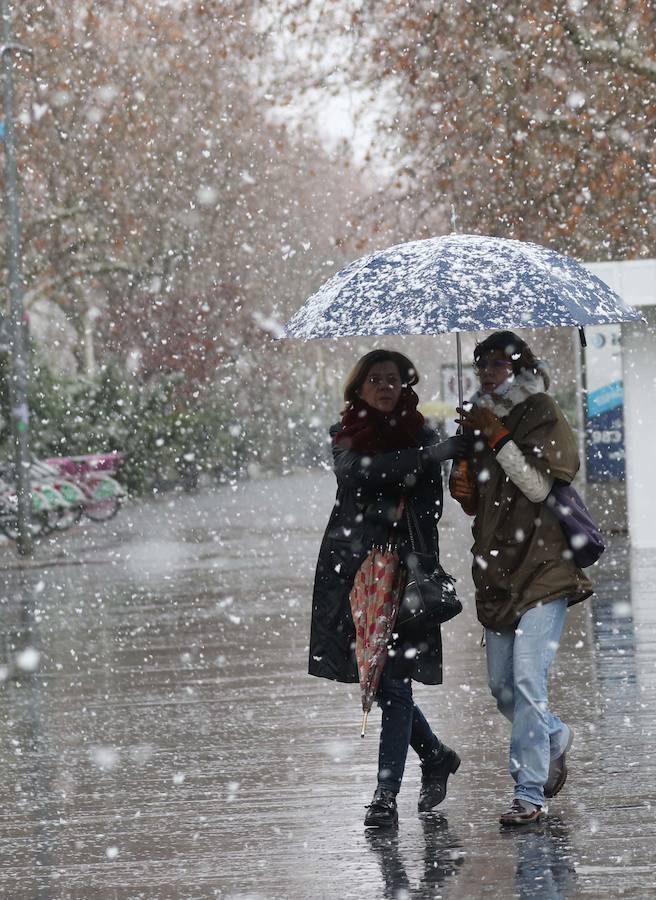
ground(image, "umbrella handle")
xmin=361 ymin=710 xmax=369 ymax=738
xmin=454 ymin=458 xmax=470 ymax=484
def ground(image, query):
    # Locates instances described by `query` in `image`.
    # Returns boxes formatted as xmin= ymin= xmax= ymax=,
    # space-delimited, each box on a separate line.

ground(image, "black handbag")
xmin=395 ymin=502 xmax=462 ymax=631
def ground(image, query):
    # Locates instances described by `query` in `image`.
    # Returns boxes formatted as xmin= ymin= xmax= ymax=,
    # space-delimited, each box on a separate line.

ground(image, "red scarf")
xmin=333 ymin=389 xmax=425 ymax=455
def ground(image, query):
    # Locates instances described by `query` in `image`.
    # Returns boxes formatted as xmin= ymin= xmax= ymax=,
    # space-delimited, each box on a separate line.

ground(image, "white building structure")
xmin=586 ymin=259 xmax=656 ymax=549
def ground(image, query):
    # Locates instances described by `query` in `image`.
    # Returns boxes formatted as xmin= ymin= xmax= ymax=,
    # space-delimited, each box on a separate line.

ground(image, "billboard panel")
xmin=584 ymin=324 xmax=625 ymax=482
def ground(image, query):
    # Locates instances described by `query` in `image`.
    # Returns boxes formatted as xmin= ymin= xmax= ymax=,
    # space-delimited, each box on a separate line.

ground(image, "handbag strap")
xmin=384 ymin=497 xmax=406 ymax=552
xmin=405 ymin=500 xmax=429 ymax=555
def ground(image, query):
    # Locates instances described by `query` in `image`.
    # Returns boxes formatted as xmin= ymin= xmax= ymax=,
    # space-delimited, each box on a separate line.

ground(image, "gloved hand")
xmin=456 ymin=404 xmax=508 ymax=446
xmin=421 ymin=433 xmax=472 ymax=466
xmin=450 ymin=460 xmax=476 ymax=501
xmin=449 ymin=460 xmax=478 ymax=515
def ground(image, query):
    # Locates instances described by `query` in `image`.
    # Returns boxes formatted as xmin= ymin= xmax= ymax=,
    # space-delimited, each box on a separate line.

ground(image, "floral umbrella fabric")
xmin=349 ymin=546 xmax=405 ymax=737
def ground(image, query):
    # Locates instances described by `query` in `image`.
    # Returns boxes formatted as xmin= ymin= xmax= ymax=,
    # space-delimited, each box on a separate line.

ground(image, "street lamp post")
xmin=1 ymin=0 xmax=33 ymax=557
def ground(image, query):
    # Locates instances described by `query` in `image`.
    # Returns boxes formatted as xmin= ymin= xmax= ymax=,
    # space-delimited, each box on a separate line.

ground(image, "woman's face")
xmin=475 ymin=349 xmax=514 ymax=394
xmin=358 ymin=361 xmax=403 ymax=413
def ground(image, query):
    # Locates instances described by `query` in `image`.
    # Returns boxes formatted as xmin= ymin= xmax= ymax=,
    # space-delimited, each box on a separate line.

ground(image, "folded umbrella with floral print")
xmin=350 ymin=544 xmax=405 ymax=737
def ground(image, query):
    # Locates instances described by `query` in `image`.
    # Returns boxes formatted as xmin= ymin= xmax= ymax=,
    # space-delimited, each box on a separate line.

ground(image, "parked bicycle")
xmin=44 ymin=453 xmax=126 ymax=522
xmin=0 ymin=453 xmax=126 ymax=541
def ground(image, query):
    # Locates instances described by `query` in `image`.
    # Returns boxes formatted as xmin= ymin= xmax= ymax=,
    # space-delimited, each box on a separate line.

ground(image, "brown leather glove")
xmin=449 ymin=460 xmax=478 ymax=515
xmin=456 ymin=405 xmax=509 ymax=447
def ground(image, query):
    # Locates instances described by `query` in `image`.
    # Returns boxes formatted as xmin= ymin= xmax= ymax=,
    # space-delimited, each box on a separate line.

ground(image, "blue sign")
xmin=584 ymin=326 xmax=625 ymax=482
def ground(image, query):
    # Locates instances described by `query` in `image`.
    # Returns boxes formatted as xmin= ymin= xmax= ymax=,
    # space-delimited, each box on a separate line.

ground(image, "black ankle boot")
xmin=364 ymin=786 xmax=399 ymax=828
xmin=418 ymin=747 xmax=461 ymax=813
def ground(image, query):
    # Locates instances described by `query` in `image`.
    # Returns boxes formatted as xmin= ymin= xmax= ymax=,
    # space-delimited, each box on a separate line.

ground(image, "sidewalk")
xmin=0 ymin=471 xmax=654 ymax=898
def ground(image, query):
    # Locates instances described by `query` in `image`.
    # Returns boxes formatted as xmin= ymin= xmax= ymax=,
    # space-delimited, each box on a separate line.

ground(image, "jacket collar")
xmin=470 ymin=364 xmax=549 ymax=417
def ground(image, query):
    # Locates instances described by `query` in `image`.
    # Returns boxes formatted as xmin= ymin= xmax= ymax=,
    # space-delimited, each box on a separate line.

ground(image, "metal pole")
xmin=452 ymin=206 xmax=465 ymax=423
xmin=573 ymin=326 xmax=588 ymax=489
xmin=1 ymin=0 xmax=33 ymax=556
xmin=456 ymin=331 xmax=464 ymax=418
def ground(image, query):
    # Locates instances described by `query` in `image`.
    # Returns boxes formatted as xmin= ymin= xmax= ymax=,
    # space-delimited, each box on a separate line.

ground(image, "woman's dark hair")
xmin=473 ymin=331 xmax=542 ymax=378
xmin=342 ymin=349 xmax=419 ymax=410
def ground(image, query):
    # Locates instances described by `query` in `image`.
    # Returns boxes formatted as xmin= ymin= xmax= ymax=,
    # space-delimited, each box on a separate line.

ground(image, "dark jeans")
xmin=376 ymin=669 xmax=445 ymax=795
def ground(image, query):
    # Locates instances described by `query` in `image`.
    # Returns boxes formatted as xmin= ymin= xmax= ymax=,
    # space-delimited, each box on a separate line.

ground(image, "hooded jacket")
xmin=467 ymin=367 xmax=593 ymax=630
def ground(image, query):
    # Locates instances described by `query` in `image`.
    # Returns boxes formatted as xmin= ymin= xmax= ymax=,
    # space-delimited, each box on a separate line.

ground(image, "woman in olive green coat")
xmin=452 ymin=331 xmax=592 ymax=827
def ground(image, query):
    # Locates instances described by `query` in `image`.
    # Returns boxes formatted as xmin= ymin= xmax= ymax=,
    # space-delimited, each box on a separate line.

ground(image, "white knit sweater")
xmin=495 ymin=441 xmax=553 ymax=502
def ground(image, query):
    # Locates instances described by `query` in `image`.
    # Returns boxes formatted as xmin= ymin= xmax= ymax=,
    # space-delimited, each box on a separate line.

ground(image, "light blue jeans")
xmin=486 ymin=599 xmax=571 ymax=808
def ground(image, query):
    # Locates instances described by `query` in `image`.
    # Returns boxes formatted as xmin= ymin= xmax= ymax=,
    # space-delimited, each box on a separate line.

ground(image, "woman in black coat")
xmin=309 ymin=349 xmax=469 ymax=828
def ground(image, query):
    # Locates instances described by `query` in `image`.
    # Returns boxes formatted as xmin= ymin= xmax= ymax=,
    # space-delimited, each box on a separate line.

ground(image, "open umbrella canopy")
xmin=283 ymin=234 xmax=644 ymax=340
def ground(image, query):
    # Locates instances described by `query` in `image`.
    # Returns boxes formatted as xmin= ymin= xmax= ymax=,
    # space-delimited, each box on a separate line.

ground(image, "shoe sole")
xmin=544 ymin=763 xmax=568 ymax=799
xmin=499 ymin=811 xmax=544 ymax=827
xmin=364 ymin=816 xmax=398 ymax=828
xmin=544 ymin=728 xmax=574 ymax=799
xmin=559 ymin=727 xmax=574 ymax=759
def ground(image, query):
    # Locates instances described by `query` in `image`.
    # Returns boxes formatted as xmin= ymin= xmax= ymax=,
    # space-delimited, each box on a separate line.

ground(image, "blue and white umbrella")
xmin=283 ymin=233 xmax=644 ymax=407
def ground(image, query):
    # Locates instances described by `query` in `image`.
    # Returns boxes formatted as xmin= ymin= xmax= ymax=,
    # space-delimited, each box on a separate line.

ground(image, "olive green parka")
xmin=466 ymin=369 xmax=593 ymax=631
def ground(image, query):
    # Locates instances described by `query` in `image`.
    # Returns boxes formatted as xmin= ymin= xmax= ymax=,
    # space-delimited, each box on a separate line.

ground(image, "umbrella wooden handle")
xmin=361 ymin=710 xmax=369 ymax=738
xmin=449 ymin=458 xmax=470 ymax=491
xmin=455 ymin=459 xmax=470 ymax=478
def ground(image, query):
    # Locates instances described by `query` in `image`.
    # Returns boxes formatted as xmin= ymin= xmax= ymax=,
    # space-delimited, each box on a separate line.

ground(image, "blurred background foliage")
xmin=1 ymin=1 xmax=653 ymax=493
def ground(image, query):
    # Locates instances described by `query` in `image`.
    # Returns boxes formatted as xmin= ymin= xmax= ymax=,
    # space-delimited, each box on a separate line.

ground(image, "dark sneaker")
xmin=364 ymin=787 xmax=399 ymax=828
xmin=544 ymin=728 xmax=574 ymax=799
xmin=418 ymin=747 xmax=461 ymax=813
xmin=499 ymin=798 xmax=543 ymax=826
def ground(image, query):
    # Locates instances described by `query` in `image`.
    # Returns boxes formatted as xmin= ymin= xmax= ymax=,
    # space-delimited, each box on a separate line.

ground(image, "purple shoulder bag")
xmin=545 ymin=481 xmax=605 ymax=568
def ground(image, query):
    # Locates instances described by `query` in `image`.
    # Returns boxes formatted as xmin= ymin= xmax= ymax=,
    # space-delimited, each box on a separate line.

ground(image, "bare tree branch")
xmin=560 ymin=12 xmax=656 ymax=82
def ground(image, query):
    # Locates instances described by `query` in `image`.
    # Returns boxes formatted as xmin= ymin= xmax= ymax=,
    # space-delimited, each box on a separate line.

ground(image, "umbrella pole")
xmin=361 ymin=710 xmax=369 ymax=738
xmin=454 ymin=330 xmax=470 ymax=483
xmin=456 ymin=331 xmax=464 ymax=425
xmin=452 ymin=205 xmax=464 ymax=418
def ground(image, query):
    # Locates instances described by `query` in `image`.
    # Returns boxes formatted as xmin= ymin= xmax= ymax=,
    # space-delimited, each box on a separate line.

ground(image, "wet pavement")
xmin=0 ymin=471 xmax=655 ymax=899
